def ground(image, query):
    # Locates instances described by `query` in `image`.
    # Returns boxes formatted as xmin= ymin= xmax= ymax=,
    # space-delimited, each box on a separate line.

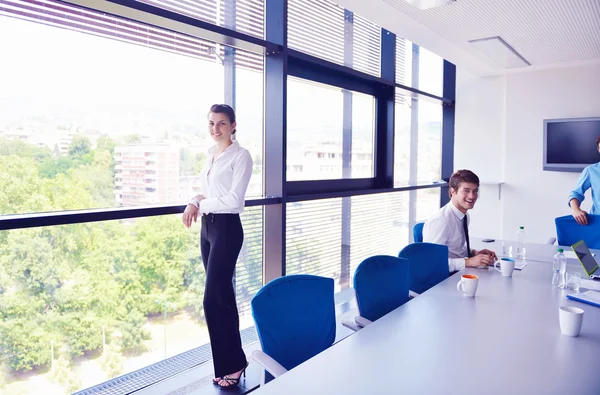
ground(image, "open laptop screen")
xmin=572 ymin=240 xmax=599 ymax=276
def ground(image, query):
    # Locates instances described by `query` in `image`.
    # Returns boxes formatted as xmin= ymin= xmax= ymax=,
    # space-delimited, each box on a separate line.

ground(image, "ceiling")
xmin=334 ymin=0 xmax=600 ymax=76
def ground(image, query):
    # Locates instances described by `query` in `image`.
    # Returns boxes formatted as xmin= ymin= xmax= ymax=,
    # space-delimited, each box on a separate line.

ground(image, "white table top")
xmin=252 ymin=240 xmax=600 ymax=395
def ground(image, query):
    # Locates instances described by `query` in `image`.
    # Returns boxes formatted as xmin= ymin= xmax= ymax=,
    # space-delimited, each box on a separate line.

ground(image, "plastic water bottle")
xmin=516 ymin=226 xmax=526 ymax=259
xmin=558 ymin=249 xmax=568 ymax=289
xmin=553 ymin=248 xmax=566 ymax=288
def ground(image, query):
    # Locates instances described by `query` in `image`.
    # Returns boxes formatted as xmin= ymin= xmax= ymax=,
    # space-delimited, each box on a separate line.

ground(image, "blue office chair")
xmin=413 ymin=222 xmax=425 ymax=243
xmin=342 ymin=255 xmax=410 ymax=332
xmin=251 ymin=275 xmax=336 ymax=385
xmin=555 ymin=215 xmax=600 ymax=249
xmin=399 ymin=242 xmax=449 ymax=295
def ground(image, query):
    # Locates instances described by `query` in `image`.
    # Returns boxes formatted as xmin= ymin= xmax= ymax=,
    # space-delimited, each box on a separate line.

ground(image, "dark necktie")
xmin=463 ymin=215 xmax=472 ymax=258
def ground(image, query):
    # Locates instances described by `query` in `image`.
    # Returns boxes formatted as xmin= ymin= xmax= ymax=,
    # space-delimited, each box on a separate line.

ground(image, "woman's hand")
xmin=182 ymin=204 xmax=199 ymax=228
xmin=182 ymin=195 xmax=205 ymax=228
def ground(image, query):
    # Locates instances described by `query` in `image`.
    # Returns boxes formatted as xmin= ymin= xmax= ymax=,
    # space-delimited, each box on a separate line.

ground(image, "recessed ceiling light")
xmin=404 ymin=0 xmax=456 ymax=10
xmin=468 ymin=36 xmax=531 ymax=68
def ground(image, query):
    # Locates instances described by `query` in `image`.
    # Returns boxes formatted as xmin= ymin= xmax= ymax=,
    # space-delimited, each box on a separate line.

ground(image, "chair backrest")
xmin=353 ymin=255 xmax=410 ymax=322
xmin=399 ymin=243 xmax=449 ymax=294
xmin=555 ymin=215 xmax=600 ymax=249
xmin=251 ymin=275 xmax=336 ymax=372
xmin=413 ymin=222 xmax=425 ymax=243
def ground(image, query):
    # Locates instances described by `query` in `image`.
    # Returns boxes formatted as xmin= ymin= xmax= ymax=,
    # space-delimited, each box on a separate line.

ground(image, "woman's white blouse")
xmin=197 ymin=141 xmax=253 ymax=214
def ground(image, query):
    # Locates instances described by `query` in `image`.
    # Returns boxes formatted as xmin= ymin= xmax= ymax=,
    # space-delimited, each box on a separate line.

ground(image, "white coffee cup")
xmin=559 ymin=306 xmax=584 ymax=337
xmin=456 ymin=274 xmax=479 ymax=297
xmin=494 ymin=258 xmax=516 ymax=277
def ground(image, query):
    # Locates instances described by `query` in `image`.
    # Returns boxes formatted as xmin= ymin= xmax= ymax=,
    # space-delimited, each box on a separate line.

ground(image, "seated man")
xmin=423 ymin=169 xmax=497 ymax=271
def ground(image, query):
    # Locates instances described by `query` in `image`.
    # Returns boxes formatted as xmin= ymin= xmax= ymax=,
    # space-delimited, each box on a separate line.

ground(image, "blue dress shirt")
xmin=569 ymin=162 xmax=600 ymax=214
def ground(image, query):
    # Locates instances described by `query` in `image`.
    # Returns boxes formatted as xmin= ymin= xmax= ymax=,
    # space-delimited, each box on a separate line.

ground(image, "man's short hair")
xmin=596 ymin=136 xmax=600 ymax=148
xmin=449 ymin=170 xmax=480 ymax=197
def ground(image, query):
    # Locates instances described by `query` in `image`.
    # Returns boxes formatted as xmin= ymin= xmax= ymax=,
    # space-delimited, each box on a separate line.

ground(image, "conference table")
xmin=250 ymin=240 xmax=600 ymax=395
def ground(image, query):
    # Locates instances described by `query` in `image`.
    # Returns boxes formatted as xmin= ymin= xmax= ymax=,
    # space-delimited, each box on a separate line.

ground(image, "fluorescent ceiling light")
xmin=468 ymin=36 xmax=531 ymax=68
xmin=404 ymin=0 xmax=456 ymax=10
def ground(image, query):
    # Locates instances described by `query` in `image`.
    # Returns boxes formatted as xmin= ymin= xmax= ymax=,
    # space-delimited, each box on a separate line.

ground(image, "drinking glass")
xmin=566 ymin=272 xmax=581 ymax=292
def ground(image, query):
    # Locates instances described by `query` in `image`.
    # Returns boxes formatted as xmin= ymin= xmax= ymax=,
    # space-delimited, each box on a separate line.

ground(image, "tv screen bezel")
xmin=543 ymin=116 xmax=600 ymax=173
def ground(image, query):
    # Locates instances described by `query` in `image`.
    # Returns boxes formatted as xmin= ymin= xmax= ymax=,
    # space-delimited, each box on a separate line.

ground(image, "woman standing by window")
xmin=182 ymin=104 xmax=253 ymax=390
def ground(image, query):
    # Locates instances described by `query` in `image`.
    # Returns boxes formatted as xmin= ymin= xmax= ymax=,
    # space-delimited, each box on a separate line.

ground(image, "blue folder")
xmin=566 ymin=291 xmax=600 ymax=308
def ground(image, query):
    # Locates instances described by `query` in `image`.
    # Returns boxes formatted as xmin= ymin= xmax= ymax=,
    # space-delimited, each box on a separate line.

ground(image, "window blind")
xmin=0 ymin=0 xmax=263 ymax=72
xmin=288 ymin=0 xmax=381 ymax=77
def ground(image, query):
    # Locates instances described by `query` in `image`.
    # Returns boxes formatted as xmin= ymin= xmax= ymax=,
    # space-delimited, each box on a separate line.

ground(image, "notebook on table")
xmin=567 ymin=290 xmax=600 ymax=308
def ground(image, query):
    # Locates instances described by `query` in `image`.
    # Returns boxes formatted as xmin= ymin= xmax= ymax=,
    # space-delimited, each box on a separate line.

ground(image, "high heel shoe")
xmin=217 ymin=362 xmax=249 ymax=391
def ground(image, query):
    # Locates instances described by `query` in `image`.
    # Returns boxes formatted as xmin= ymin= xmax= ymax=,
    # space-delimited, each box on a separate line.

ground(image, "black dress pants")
xmin=200 ymin=213 xmax=247 ymax=377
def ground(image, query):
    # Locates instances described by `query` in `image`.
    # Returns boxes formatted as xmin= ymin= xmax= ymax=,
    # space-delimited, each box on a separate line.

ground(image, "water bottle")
xmin=553 ymin=248 xmax=566 ymax=287
xmin=516 ymin=226 xmax=526 ymax=259
xmin=554 ymin=248 xmax=567 ymax=289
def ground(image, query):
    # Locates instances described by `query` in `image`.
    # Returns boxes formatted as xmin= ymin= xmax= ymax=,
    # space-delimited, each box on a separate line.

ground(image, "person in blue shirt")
xmin=569 ymin=136 xmax=600 ymax=225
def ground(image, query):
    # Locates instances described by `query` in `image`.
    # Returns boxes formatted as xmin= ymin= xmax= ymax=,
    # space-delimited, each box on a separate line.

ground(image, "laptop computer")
xmin=571 ymin=240 xmax=600 ymax=280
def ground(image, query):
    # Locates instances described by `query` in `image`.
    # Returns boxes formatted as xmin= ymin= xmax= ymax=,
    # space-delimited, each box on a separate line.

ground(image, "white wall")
xmin=455 ymin=70 xmax=506 ymax=240
xmin=456 ymin=63 xmax=600 ymax=243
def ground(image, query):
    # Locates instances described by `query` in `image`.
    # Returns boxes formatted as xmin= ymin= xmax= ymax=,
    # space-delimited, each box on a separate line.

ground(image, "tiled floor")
xmin=136 ymin=289 xmax=359 ymax=395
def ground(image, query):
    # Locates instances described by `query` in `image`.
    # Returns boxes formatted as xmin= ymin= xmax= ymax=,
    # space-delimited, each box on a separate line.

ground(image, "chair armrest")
xmin=342 ymin=317 xmax=362 ymax=332
xmin=354 ymin=315 xmax=373 ymax=328
xmin=546 ymin=237 xmax=557 ymax=245
xmin=252 ymin=350 xmax=288 ymax=379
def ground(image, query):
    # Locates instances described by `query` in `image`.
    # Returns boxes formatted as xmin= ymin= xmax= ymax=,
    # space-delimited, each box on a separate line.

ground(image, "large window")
xmin=396 ymin=37 xmax=414 ymax=87
xmin=286 ymin=199 xmax=342 ymax=289
xmin=136 ymin=0 xmax=265 ymax=39
xmin=348 ymin=193 xmax=410 ymax=283
xmin=286 ymin=78 xmax=375 ymax=181
xmin=418 ymin=47 xmax=444 ymax=98
xmin=394 ymin=93 xmax=413 ymax=186
xmin=416 ymin=188 xmax=442 ymax=222
xmin=0 ymin=2 xmax=263 ymax=214
xmin=288 ymin=0 xmax=381 ymax=77
xmin=0 ymin=208 xmax=262 ymax=393
xmin=395 ymin=39 xmax=443 ymax=97
xmin=0 ymin=0 xmax=455 ymax=393
xmin=286 ymin=192 xmax=411 ymax=292
xmin=417 ymin=100 xmax=443 ymax=183
xmin=394 ymin=91 xmax=443 ymax=186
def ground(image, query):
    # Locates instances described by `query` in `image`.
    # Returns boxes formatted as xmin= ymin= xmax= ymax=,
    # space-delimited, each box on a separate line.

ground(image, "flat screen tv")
xmin=543 ymin=117 xmax=600 ymax=172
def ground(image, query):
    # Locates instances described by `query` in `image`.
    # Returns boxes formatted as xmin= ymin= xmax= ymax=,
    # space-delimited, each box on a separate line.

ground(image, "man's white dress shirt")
xmin=193 ymin=140 xmax=253 ymax=214
xmin=422 ymin=202 xmax=470 ymax=271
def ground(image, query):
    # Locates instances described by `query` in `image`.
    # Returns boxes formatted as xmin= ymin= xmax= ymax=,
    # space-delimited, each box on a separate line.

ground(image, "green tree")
xmin=133 ymin=216 xmax=191 ymax=300
xmin=193 ymin=152 xmax=207 ymax=174
xmin=0 ymin=137 xmax=51 ymax=163
xmin=0 ymin=318 xmax=52 ymax=371
xmin=95 ymin=135 xmax=117 ymax=177
xmin=124 ymin=134 xmax=142 ymax=144
xmin=51 ymin=354 xmax=81 ymax=394
xmin=0 ymin=363 xmax=7 ymax=390
xmin=180 ymin=148 xmax=206 ymax=176
xmin=68 ymin=135 xmax=90 ymax=157
xmin=117 ymin=309 xmax=150 ymax=351
xmin=96 ymin=136 xmax=116 ymax=153
xmin=38 ymin=156 xmax=74 ymax=179
xmin=71 ymin=164 xmax=114 ymax=207
xmin=0 ymin=155 xmax=47 ymax=214
xmin=68 ymin=135 xmax=92 ymax=162
xmin=253 ymin=154 xmax=262 ymax=174
xmin=0 ymin=138 xmax=214 ymax=377
xmin=101 ymin=342 xmax=124 ymax=378
xmin=179 ymin=148 xmax=195 ymax=176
